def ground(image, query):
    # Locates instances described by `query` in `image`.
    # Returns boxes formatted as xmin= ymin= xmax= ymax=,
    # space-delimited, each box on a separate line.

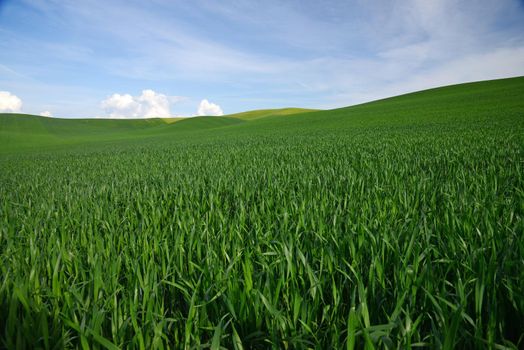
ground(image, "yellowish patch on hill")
xmin=161 ymin=117 xmax=184 ymax=124
xmin=226 ymin=108 xmax=318 ymax=121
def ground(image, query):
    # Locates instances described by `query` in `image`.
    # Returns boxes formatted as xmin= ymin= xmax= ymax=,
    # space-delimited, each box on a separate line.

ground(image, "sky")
xmin=0 ymin=0 xmax=524 ymax=118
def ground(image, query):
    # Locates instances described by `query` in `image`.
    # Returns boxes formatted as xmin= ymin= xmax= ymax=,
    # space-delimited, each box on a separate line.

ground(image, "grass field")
xmin=1 ymin=77 xmax=523 ymax=349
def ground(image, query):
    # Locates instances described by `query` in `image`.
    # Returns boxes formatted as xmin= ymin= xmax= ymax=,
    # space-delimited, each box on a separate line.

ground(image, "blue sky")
xmin=1 ymin=0 xmax=524 ymax=118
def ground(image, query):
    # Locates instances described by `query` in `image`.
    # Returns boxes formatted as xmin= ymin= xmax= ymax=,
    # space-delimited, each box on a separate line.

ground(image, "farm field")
xmin=1 ymin=77 xmax=524 ymax=349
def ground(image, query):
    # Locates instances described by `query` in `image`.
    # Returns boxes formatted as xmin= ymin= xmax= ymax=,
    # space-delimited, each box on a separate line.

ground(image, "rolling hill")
xmin=1 ymin=77 xmax=523 ymax=154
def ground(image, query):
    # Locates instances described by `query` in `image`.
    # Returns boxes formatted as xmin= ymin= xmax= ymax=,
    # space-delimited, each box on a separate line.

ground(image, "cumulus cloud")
xmin=197 ymin=99 xmax=223 ymax=116
xmin=0 ymin=91 xmax=22 ymax=112
xmin=101 ymin=89 xmax=182 ymax=118
xmin=40 ymin=111 xmax=53 ymax=117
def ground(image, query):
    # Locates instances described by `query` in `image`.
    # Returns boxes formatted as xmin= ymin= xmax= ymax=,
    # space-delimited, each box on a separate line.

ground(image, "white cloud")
xmin=197 ymin=99 xmax=223 ymax=116
xmin=137 ymin=89 xmax=171 ymax=118
xmin=101 ymin=90 xmax=182 ymax=118
xmin=0 ymin=91 xmax=22 ymax=112
xmin=40 ymin=110 xmax=53 ymax=117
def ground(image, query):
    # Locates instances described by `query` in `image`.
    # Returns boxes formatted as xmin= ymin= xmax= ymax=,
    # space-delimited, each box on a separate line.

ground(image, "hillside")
xmin=1 ymin=77 xmax=524 ymax=349
xmin=1 ymin=77 xmax=523 ymax=154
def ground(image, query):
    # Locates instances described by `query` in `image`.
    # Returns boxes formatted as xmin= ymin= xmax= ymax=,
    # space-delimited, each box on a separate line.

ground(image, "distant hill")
xmin=1 ymin=76 xmax=523 ymax=154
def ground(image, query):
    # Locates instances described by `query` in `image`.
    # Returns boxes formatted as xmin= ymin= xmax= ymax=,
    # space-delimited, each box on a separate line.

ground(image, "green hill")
xmin=1 ymin=77 xmax=524 ymax=349
xmin=2 ymin=77 xmax=523 ymax=153
xmin=0 ymin=114 xmax=169 ymax=152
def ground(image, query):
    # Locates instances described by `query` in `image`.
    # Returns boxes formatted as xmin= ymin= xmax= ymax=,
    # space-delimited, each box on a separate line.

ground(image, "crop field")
xmin=1 ymin=77 xmax=524 ymax=349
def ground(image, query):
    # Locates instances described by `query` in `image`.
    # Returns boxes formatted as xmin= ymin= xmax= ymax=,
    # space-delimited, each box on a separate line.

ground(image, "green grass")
xmin=1 ymin=77 xmax=523 ymax=349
